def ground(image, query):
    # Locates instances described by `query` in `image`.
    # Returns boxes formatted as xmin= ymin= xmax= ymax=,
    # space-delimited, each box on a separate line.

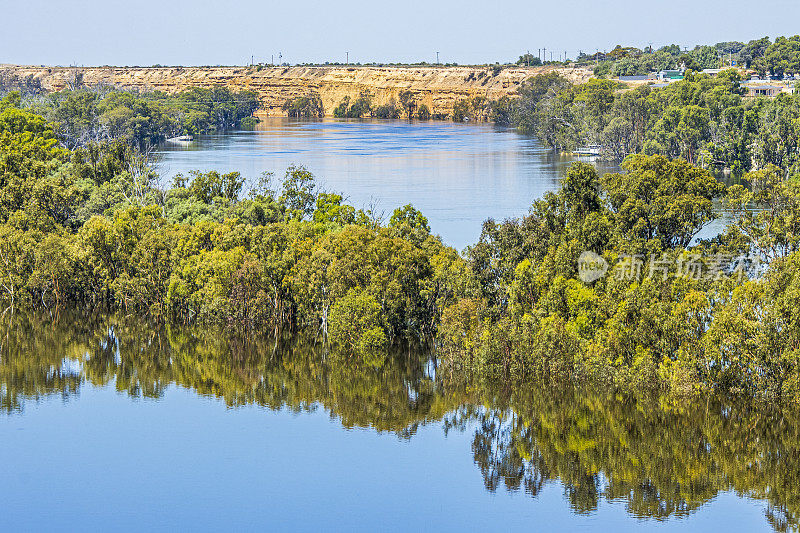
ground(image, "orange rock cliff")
xmin=0 ymin=64 xmax=594 ymax=117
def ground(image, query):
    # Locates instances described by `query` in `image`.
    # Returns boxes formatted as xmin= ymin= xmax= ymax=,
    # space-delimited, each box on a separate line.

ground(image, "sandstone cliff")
xmin=0 ymin=64 xmax=593 ymax=117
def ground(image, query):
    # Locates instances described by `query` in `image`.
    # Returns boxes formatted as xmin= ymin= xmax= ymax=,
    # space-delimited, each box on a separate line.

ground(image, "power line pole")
xmin=436 ymin=51 xmax=439 ymax=65
xmin=346 ymin=51 xmax=349 ymax=65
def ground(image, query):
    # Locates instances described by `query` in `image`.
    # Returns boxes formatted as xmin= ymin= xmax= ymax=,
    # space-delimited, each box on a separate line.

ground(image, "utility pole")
xmin=550 ymin=51 xmax=553 ymax=62
xmin=346 ymin=51 xmax=349 ymax=65
xmin=538 ymin=48 xmax=541 ymax=62
xmin=436 ymin=51 xmax=439 ymax=65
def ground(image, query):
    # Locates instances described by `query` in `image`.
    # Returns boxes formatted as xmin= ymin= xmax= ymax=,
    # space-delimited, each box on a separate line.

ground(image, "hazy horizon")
xmin=3 ymin=0 xmax=800 ymax=67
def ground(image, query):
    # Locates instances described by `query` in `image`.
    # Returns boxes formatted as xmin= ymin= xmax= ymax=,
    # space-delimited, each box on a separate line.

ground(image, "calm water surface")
xmin=1 ymin=314 xmax=796 ymax=532
xmin=156 ymin=118 xmax=617 ymax=250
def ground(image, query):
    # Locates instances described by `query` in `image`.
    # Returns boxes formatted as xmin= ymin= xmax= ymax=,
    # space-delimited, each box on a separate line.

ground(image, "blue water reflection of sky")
xmin=0 ymin=384 xmax=771 ymax=532
xmin=157 ymin=119 xmax=614 ymax=250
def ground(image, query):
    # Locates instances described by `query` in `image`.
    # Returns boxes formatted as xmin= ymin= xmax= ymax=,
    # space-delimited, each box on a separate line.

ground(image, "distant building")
xmin=618 ymin=75 xmax=648 ymax=82
xmin=657 ymin=70 xmax=683 ymax=81
xmin=702 ymin=69 xmax=724 ymax=76
xmin=745 ymin=85 xmax=781 ymax=97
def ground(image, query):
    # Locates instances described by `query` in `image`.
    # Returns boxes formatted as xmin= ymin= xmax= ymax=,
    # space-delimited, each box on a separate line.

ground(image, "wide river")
xmin=156 ymin=118 xmax=617 ymax=250
xmin=1 ymin=120 xmax=787 ymax=532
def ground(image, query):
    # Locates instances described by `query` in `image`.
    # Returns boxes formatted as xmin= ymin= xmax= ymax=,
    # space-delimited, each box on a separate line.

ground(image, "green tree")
xmin=516 ymin=53 xmax=542 ymax=66
xmin=740 ymin=36 xmax=771 ymax=68
xmin=602 ymin=154 xmax=725 ymax=252
xmin=417 ymin=104 xmax=431 ymax=120
xmin=328 ymin=288 xmax=388 ymax=361
xmin=399 ymin=90 xmax=416 ymax=119
xmin=282 ymin=93 xmax=324 ymax=118
xmin=279 ymin=165 xmax=316 ymax=220
xmin=724 ymin=164 xmax=800 ymax=262
xmin=188 ymin=170 xmax=245 ymax=204
xmin=757 ymin=35 xmax=800 ymax=76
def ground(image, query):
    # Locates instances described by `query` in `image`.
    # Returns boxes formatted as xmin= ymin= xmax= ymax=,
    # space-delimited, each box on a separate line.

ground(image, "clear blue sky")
xmin=2 ymin=0 xmax=799 ymax=66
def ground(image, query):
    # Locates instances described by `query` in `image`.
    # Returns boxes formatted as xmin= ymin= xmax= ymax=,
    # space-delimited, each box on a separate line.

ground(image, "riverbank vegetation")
xmin=492 ymin=69 xmax=800 ymax=175
xmin=2 ymin=88 xmax=800 ymax=403
xmin=282 ymin=94 xmax=324 ymax=118
xmin=0 ymin=93 xmax=464 ymax=357
xmin=0 ymin=85 xmax=259 ymax=149
xmin=330 ymin=90 xmax=433 ymax=120
xmin=440 ymin=157 xmax=800 ymax=403
xmin=490 ymin=36 xmax=800 ymax=171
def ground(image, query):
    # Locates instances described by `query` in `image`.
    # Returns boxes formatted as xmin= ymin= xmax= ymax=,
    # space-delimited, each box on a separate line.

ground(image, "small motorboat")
xmin=166 ymin=135 xmax=194 ymax=144
xmin=573 ymin=145 xmax=602 ymax=156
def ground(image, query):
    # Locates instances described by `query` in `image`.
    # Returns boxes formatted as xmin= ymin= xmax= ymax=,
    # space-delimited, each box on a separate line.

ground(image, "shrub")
xmin=417 ymin=104 xmax=431 ymax=120
xmin=373 ymin=102 xmax=400 ymax=119
xmin=328 ymin=289 xmax=388 ymax=360
xmin=239 ymin=116 xmax=259 ymax=130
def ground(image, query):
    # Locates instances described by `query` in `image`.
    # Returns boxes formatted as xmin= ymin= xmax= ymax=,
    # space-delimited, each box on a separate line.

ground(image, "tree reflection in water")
xmin=1 ymin=312 xmax=798 ymax=531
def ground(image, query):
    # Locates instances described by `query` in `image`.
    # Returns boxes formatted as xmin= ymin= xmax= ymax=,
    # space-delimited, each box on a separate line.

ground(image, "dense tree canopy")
xmin=590 ymin=36 xmax=800 ymax=76
xmin=0 ymin=98 xmax=466 ymax=362
xmin=2 ymin=79 xmax=800 ymax=403
xmin=757 ymin=35 xmax=800 ymax=76
xmin=497 ymin=68 xmax=800 ymax=176
xmin=445 ymin=157 xmax=800 ymax=402
xmin=5 ymin=86 xmax=259 ymax=149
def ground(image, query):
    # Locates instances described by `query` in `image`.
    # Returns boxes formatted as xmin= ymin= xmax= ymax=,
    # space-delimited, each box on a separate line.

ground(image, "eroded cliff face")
xmin=0 ymin=64 xmax=593 ymax=117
